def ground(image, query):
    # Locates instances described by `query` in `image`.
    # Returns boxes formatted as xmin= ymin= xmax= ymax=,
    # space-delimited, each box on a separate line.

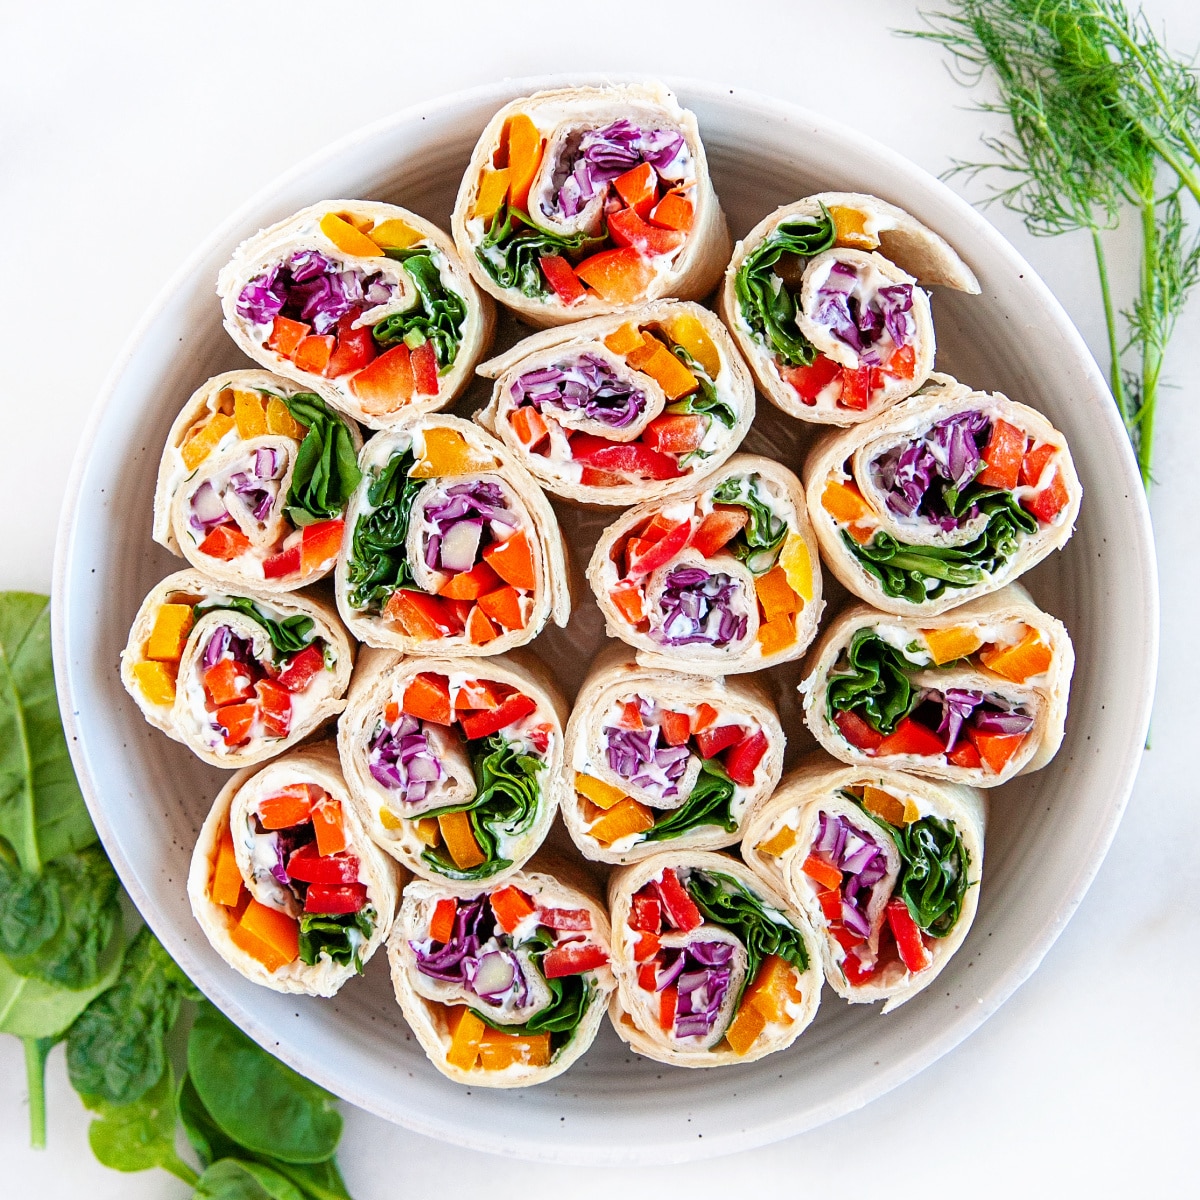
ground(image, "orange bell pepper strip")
xmin=505 ymin=114 xmax=543 ymax=212
xmin=437 ymin=810 xmax=486 ymax=870
xmin=402 ymin=672 xmax=453 ymax=725
xmin=724 ymin=1000 xmax=768 ymax=1056
xmin=509 ymin=406 xmax=549 ymax=450
xmin=293 ymin=335 xmax=335 ymax=375
xmin=211 ymin=826 xmax=244 ymax=908
xmin=574 ymin=248 xmax=654 ymax=304
xmin=801 ymin=853 xmax=843 ymax=893
xmin=589 ymin=797 xmax=655 ymax=845
xmin=481 ymin=530 xmax=536 ymax=590
xmin=477 ymin=586 xmax=526 ymax=631
xmin=690 ymin=506 xmax=748 ymax=558
xmin=267 ymin=316 xmax=310 ymax=359
xmin=979 ymin=627 xmax=1053 ymax=682
xmin=445 ymin=1006 xmax=487 ymax=1070
xmin=312 ymin=796 xmax=347 ymax=857
xmin=967 ymin=727 xmax=1027 ymax=774
xmin=821 ymin=478 xmax=873 ymax=525
xmin=489 ymin=886 xmax=536 ymax=934
xmin=465 ymin=606 xmax=500 ymax=645
xmin=229 ymin=899 xmax=300 ymax=972
xmin=648 ymin=191 xmax=694 ymax=232
xmin=613 ymin=162 xmax=658 ymax=217
xmin=258 ymin=785 xmax=314 ymax=829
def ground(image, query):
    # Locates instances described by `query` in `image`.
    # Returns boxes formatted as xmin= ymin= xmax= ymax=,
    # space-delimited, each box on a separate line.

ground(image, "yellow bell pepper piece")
xmin=663 ymin=312 xmax=721 ymax=378
xmin=863 ymin=785 xmax=918 ymax=827
xmin=623 ymin=333 xmax=659 ymax=371
xmin=473 ymin=168 xmax=511 ymax=223
xmin=181 ymin=413 xmax=236 ymax=470
xmin=630 ymin=336 xmax=699 ymax=401
xmin=132 ymin=660 xmax=176 ymax=706
xmin=604 ymin=323 xmax=645 ymax=356
xmin=979 ymin=627 xmax=1054 ymax=682
xmin=146 ymin=604 xmax=194 ymax=662
xmin=754 ymin=567 xmax=800 ymax=622
xmin=265 ymin=397 xmax=306 ymax=440
xmin=589 ymin=797 xmax=655 ymax=845
xmin=445 ymin=1006 xmax=486 ymax=1071
xmin=923 ymin=625 xmax=984 ymax=666
xmin=233 ymin=390 xmax=268 ymax=439
xmin=756 ymin=824 xmax=797 ymax=858
xmin=757 ymin=615 xmax=797 ymax=657
xmin=821 ymin=478 xmax=873 ymax=525
xmin=414 ymin=817 xmax=441 ymax=847
xmin=724 ymin=1000 xmax=767 ymax=1056
xmin=829 ymin=205 xmax=879 ymax=250
xmin=319 ymin=211 xmax=384 ymax=257
xmin=410 ymin=426 xmax=497 ymax=478
xmin=780 ymin=534 xmax=814 ymax=604
xmin=478 ymin=1028 xmax=551 ymax=1070
xmin=575 ymin=773 xmax=628 ymax=811
xmin=370 ymin=218 xmax=422 ymax=250
xmin=379 ymin=808 xmax=404 ymax=832
xmin=437 ymin=810 xmax=486 ymax=870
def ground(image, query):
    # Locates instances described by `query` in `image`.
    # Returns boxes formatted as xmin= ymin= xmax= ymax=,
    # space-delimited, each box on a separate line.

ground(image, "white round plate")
xmin=53 ymin=76 xmax=1157 ymax=1164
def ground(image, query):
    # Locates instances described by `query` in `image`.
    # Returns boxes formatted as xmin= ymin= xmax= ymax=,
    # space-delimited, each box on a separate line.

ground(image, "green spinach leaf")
xmin=279 ymin=393 xmax=362 ymax=527
xmin=826 ymin=629 xmax=921 ymax=735
xmin=0 ymin=848 xmax=60 ymax=957
xmin=711 ymin=474 xmax=788 ymax=573
xmin=345 ymin=448 xmax=424 ymax=613
xmin=665 ymin=344 xmax=737 ymax=431
xmin=893 ymin=816 xmax=971 ymax=937
xmin=643 ymin=759 xmax=737 ymax=843
xmin=194 ymin=1158 xmax=306 ymax=1200
xmin=476 ymin=204 xmax=602 ymax=299
xmin=375 ymin=249 xmax=469 ymax=369
xmin=733 ymin=208 xmax=835 ymax=367
xmin=188 ymin=1002 xmax=342 ymax=1166
xmin=297 ymin=907 xmax=375 ymax=973
xmin=193 ymin=597 xmax=317 ymax=658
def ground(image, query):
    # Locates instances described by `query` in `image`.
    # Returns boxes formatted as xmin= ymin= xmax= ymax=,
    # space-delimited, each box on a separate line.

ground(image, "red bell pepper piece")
xmin=304 ymin=883 xmax=368 ymax=915
xmin=459 ymin=692 xmax=537 ymax=740
xmin=574 ymin=247 xmax=655 ymax=304
xmin=629 ymin=893 xmax=662 ymax=934
xmin=967 ymin=727 xmax=1027 ymax=774
xmin=654 ymin=869 xmax=702 ymax=932
xmin=829 ymin=923 xmax=864 ymax=953
xmin=538 ymin=907 xmax=592 ymax=931
xmin=510 ymin=406 xmax=549 ymax=451
xmin=403 ymin=673 xmax=453 ymax=725
xmin=286 ymin=844 xmax=361 ymax=885
xmin=326 ymin=314 xmax=376 ymax=378
xmin=840 ymin=365 xmax=881 ymax=410
xmin=490 ymin=886 xmax=536 ymax=934
xmin=267 ymin=316 xmax=310 ymax=359
xmin=528 ymin=723 xmax=551 ymax=754
xmin=607 ymin=207 xmax=686 ymax=257
xmin=263 ymin=544 xmax=302 ymax=580
xmin=648 ymin=191 xmax=694 ymax=232
xmin=579 ymin=466 xmax=627 ymax=487
xmin=204 ymin=659 xmax=254 ymax=708
xmin=801 ymin=853 xmax=843 ymax=893
xmin=293 ymin=334 xmax=336 ymax=375
xmin=976 ymin=419 xmax=1027 ymax=490
xmin=429 ymin=897 xmax=457 ymax=944
xmin=779 ymin=354 xmax=841 ymax=405
xmin=886 ymin=897 xmax=932 ymax=973
xmin=258 ymin=785 xmax=315 ymax=829
xmin=637 ymin=961 xmax=659 ymax=992
xmin=658 ymin=710 xmax=691 ymax=747
xmin=300 ymin=518 xmax=344 ymax=574
xmin=476 ymin=586 xmax=526 ymax=632
xmin=876 ymin=716 xmax=945 ymax=758
xmin=1022 ymin=471 xmax=1069 ymax=523
xmin=659 ymin=985 xmax=678 ymax=1031
xmin=643 ymin=413 xmax=708 ymax=455
xmin=255 ymin=679 xmax=292 ymax=739
xmin=885 ymin=343 xmax=916 ymax=380
xmin=349 ymin=342 xmax=415 ymax=409
xmin=841 ymin=949 xmax=879 ymax=986
xmin=947 ymin=739 xmax=983 ymax=769
xmin=623 ymin=518 xmax=692 ymax=579
xmin=690 ymin=506 xmax=748 ymax=558
xmin=693 ymin=724 xmax=745 ymax=759
xmin=538 ymin=255 xmax=586 ymax=305
xmin=410 ymin=340 xmax=440 ymax=396
xmin=833 ymin=709 xmax=885 ymax=752
xmin=817 ymin=888 xmax=842 ymax=923
xmin=384 ymin=589 xmax=463 ymax=639
xmin=691 ymin=703 xmax=719 ymax=732
xmin=1019 ymin=442 xmax=1056 ymax=488
xmin=216 ymin=702 xmax=256 ymax=747
xmin=311 ymin=796 xmax=346 ymax=856
xmin=613 ymin=162 xmax=658 ymax=218
xmin=199 ymin=525 xmax=251 ymax=561
xmin=610 ymin=584 xmax=646 ymax=625
xmin=277 ymin=643 xmax=325 ymax=693
xmin=723 ymin=730 xmax=768 ymax=786
xmin=633 ymin=931 xmax=660 ymax=962
xmin=570 ymin=434 xmax=683 ymax=481
xmin=542 ymin=942 xmax=609 ymax=978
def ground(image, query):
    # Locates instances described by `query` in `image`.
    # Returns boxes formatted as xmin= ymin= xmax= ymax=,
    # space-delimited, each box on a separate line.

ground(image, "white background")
xmin=3 ymin=0 xmax=1197 ymax=1194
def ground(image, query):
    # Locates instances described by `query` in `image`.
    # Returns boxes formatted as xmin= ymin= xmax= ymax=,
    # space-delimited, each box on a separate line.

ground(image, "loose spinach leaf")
xmin=375 ymin=249 xmax=469 ymax=369
xmin=0 ymin=848 xmax=60 ymax=957
xmin=345 ymin=448 xmax=424 ymax=613
xmin=711 ymin=474 xmax=788 ymax=573
xmin=643 ymin=759 xmax=737 ymax=843
xmin=665 ymin=345 xmax=737 ymax=431
xmin=826 ymin=629 xmax=921 ymax=735
xmin=279 ymin=393 xmax=362 ymax=527
xmin=188 ymin=1002 xmax=342 ymax=1166
xmin=0 ymin=593 xmax=96 ymax=874
xmin=194 ymin=1158 xmax=306 ymax=1200
xmin=5 ymin=845 xmax=120 ymax=987
xmin=845 ymin=490 xmax=1038 ymax=603
xmin=476 ymin=204 xmax=603 ymax=299
xmin=297 ymin=907 xmax=375 ymax=972
xmin=685 ymin=869 xmax=809 ymax=1005
xmin=67 ymin=926 xmax=199 ymax=1106
xmin=893 ymin=816 xmax=971 ymax=937
xmin=420 ymin=734 xmax=544 ymax=882
xmin=194 ymin=597 xmax=317 ymax=658
xmin=733 ymin=208 xmax=836 ymax=367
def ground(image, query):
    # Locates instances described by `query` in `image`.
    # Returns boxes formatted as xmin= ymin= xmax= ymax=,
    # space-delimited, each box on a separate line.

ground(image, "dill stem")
xmin=1137 ymin=193 xmax=1161 ymax=486
xmin=1090 ymin=227 xmax=1130 ymax=426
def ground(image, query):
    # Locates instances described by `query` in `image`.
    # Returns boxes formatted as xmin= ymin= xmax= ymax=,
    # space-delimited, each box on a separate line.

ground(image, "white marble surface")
xmin=3 ymin=0 xmax=1196 ymax=1193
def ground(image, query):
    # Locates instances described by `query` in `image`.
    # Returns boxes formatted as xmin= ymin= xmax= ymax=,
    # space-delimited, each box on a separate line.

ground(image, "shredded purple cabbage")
xmin=811 ymin=261 xmax=915 ymax=364
xmin=653 ymin=939 xmax=735 ymax=1039
xmin=189 ymin=481 xmax=230 ymax=532
xmin=420 ymin=481 xmax=518 ymax=576
xmin=511 ymin=355 xmax=646 ymax=429
xmin=368 ymin=715 xmax=444 ymax=803
xmin=200 ymin=626 xmax=252 ymax=671
xmin=553 ymin=120 xmax=688 ymax=218
xmin=654 ymin=567 xmax=748 ymax=648
xmin=814 ymin=811 xmax=890 ymax=938
xmin=916 ymin=687 xmax=1035 ymax=752
xmin=605 ymin=724 xmax=691 ymax=800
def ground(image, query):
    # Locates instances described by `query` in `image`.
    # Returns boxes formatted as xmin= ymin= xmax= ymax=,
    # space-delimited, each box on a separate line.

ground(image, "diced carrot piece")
xmin=1023 ymin=471 xmax=1069 ymax=523
xmin=603 ymin=323 xmax=645 ymax=355
xmin=1020 ymin=442 xmax=1057 ymax=488
xmin=293 ymin=335 xmax=335 ymax=375
xmin=267 ymin=317 xmax=310 ymax=360
xmin=216 ymin=702 xmax=257 ymax=747
xmin=477 ymin=586 xmax=526 ymax=631
xmin=505 ymin=114 xmax=543 ymax=212
xmin=757 ymin=615 xmax=798 ymax=656
xmin=482 ymin=530 xmax=536 ymax=590
xmin=659 ymin=710 xmax=691 ymax=746
xmin=445 ymin=1006 xmax=487 ymax=1070
xmin=229 ymin=899 xmax=299 ymax=972
xmin=199 ymin=525 xmax=252 ymax=562
xmin=692 ymin=703 xmax=719 ymax=732
xmin=967 ymin=728 xmax=1027 ymax=775
xmin=147 ymin=604 xmax=194 ymax=662
xmin=821 ymin=478 xmax=873 ymax=524
xmin=574 ymin=248 xmax=654 ymax=305
xmin=756 ymin=824 xmax=797 ymax=858
xmin=923 ymin=625 xmax=984 ymax=666
xmin=312 ymin=797 xmax=346 ymax=857
xmin=266 ymin=397 xmax=307 ymax=439
xmin=437 ymin=810 xmax=486 ymax=870
xmin=211 ymin=826 xmax=245 ymax=908
xmin=490 ymin=886 xmax=536 ymax=934
xmin=259 ymin=785 xmax=314 ymax=829
xmin=610 ymin=585 xmax=646 ymax=624
xmin=575 ymin=773 xmax=628 ymax=811
xmin=477 ymin=1028 xmax=551 ymax=1070
xmin=754 ymin=566 xmax=800 ymax=621
xmin=589 ymin=796 xmax=655 ymax=845
xmin=430 ymin=897 xmax=457 ymax=944
xmin=402 ymin=672 xmax=453 ymax=725
xmin=473 ymin=168 xmax=511 ymax=223
xmin=613 ymin=162 xmax=657 ymax=217
xmin=441 ymin=560 xmax=503 ymax=600
xmin=724 ymin=1000 xmax=767 ymax=1056
xmin=319 ymin=212 xmax=384 ymax=257
xmin=349 ymin=343 xmax=415 ymax=412
xmin=979 ymin=627 xmax=1054 ymax=682
xmin=802 ymin=853 xmax=842 ymax=892
xmin=976 ymin=419 xmax=1027 ymax=490
xmin=181 ymin=413 xmax=237 ymax=470
xmin=539 ymin=254 xmax=587 ymax=304
xmin=133 ymin=660 xmax=176 ymax=706
xmin=510 ymin=406 xmax=549 ymax=450
xmin=644 ymin=413 xmax=706 ymax=453
xmin=743 ymin=954 xmax=803 ymax=1023
xmin=300 ymin=518 xmax=344 ymax=574
xmin=648 ymin=191 xmax=694 ymax=232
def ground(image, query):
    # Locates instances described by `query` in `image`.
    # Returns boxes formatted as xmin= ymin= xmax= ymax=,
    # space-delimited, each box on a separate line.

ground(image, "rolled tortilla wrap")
xmin=587 ymin=454 xmax=823 ymax=675
xmin=217 ymin=200 xmax=494 ymax=430
xmin=452 ymin=83 xmax=730 ymax=328
xmin=798 ymin=583 xmax=1073 ymax=785
xmin=337 ymin=648 xmax=565 ymax=892
xmin=335 ymin=414 xmax=571 ymax=653
xmin=720 ymin=192 xmax=979 ymax=425
xmin=187 ymin=742 xmax=402 ymax=997
xmin=120 ymin=569 xmax=353 ymax=768
xmin=742 ymin=756 xmax=985 ymax=1012
xmin=804 ymin=378 xmax=1082 ymax=615
xmin=153 ymin=370 xmax=363 ymax=591
xmin=608 ymin=851 xmax=822 ymax=1067
xmin=563 ymin=644 xmax=784 ymax=863
xmin=388 ymin=863 xmax=614 ymax=1087
xmin=475 ymin=300 xmax=754 ymax=507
